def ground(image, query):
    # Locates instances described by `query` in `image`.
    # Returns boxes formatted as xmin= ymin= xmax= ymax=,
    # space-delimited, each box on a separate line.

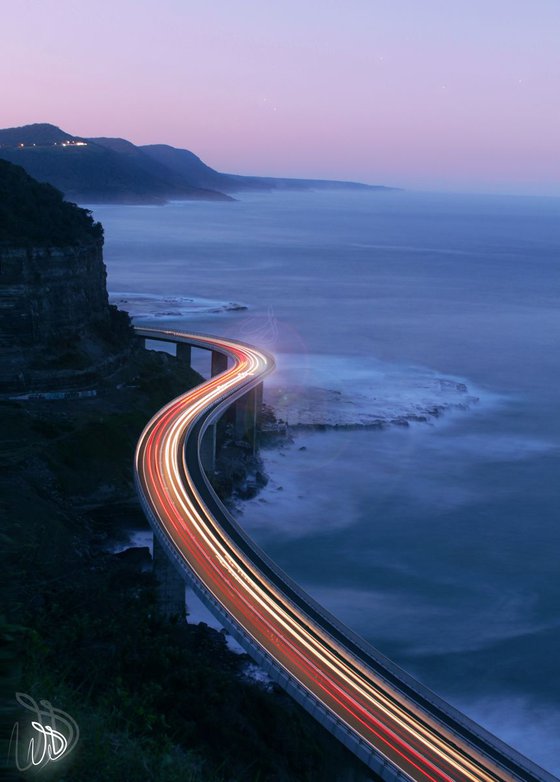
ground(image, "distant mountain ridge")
xmin=0 ymin=123 xmax=396 ymax=204
xmin=139 ymin=143 xmax=388 ymax=194
xmin=0 ymin=124 xmax=231 ymax=204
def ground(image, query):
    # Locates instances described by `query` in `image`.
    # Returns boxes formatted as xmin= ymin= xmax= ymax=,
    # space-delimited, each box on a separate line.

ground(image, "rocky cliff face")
xmin=0 ymin=159 xmax=132 ymax=394
xmin=1 ymin=241 xmax=108 ymax=343
xmin=0 ymin=240 xmax=131 ymax=393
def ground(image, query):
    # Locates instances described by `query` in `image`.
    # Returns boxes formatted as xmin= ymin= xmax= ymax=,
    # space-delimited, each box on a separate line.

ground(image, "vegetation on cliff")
xmin=0 ymin=158 xmax=103 ymax=246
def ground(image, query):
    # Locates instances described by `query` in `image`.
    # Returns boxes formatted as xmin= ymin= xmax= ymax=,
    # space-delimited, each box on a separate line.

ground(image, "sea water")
xmin=91 ymin=190 xmax=560 ymax=773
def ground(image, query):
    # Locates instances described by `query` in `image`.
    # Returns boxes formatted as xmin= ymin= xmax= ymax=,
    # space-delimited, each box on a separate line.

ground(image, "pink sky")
xmin=1 ymin=0 xmax=559 ymax=195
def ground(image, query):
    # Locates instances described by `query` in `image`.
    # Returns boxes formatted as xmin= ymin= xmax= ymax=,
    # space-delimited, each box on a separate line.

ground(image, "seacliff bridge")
xmin=134 ymin=326 xmax=557 ymax=782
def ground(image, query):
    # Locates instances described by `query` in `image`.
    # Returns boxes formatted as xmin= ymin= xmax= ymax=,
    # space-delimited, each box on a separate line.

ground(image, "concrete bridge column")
xmin=153 ymin=537 xmax=186 ymax=621
xmin=255 ymin=382 xmax=264 ymax=425
xmin=176 ymin=342 xmax=192 ymax=367
xmin=235 ymin=385 xmax=259 ymax=454
xmin=199 ymin=351 xmax=228 ymax=471
xmin=211 ymin=351 xmax=228 ymax=377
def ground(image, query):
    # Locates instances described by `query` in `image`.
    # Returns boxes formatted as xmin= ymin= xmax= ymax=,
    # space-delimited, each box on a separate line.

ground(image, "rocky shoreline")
xmin=264 ymin=378 xmax=479 ymax=431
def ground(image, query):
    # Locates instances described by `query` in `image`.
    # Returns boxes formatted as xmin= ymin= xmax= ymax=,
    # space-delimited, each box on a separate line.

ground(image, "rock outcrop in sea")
xmin=265 ymin=377 xmax=479 ymax=432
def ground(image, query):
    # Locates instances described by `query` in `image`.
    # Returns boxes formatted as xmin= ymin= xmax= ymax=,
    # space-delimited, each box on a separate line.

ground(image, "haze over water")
xmin=93 ymin=190 xmax=560 ymax=774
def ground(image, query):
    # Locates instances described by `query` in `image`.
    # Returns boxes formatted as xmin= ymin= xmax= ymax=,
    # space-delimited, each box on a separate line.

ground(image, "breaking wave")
xmin=110 ymin=291 xmax=248 ymax=320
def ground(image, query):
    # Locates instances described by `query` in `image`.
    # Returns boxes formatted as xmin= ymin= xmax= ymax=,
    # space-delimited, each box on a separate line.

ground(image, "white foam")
xmin=109 ymin=290 xmax=248 ymax=320
xmin=265 ymin=352 xmax=491 ymax=428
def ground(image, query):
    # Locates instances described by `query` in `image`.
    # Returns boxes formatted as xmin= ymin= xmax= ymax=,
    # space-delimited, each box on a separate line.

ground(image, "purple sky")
xmin=2 ymin=0 xmax=559 ymax=195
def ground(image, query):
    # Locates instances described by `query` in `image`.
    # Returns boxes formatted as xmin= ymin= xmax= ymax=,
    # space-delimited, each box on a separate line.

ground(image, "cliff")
xmin=0 ymin=160 xmax=131 ymax=392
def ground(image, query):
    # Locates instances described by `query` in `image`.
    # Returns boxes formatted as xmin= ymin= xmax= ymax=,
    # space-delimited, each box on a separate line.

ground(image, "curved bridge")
xmin=134 ymin=327 xmax=557 ymax=782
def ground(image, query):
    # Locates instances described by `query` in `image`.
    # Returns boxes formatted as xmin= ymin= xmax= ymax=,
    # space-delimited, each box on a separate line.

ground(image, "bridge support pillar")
xmin=235 ymin=383 xmax=262 ymax=454
xmin=211 ymin=351 xmax=228 ymax=377
xmin=203 ymin=351 xmax=228 ymax=468
xmin=255 ymin=382 xmax=264 ymax=425
xmin=176 ymin=342 xmax=192 ymax=367
xmin=153 ymin=537 xmax=186 ymax=621
xmin=200 ymin=424 xmax=217 ymax=473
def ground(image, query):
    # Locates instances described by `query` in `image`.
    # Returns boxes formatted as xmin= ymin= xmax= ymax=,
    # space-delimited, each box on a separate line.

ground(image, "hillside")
xmin=0 ymin=123 xmax=395 ymax=204
xmin=88 ymin=135 xmax=232 ymax=196
xmin=0 ymin=123 xmax=232 ymax=204
xmin=142 ymin=143 xmax=395 ymax=194
xmin=140 ymin=143 xmax=267 ymax=192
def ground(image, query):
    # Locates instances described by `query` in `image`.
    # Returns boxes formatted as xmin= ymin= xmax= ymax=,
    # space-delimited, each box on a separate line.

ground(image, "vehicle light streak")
xmin=135 ymin=329 xmax=556 ymax=782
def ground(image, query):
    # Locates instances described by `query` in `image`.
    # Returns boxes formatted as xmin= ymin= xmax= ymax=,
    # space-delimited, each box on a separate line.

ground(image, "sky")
xmin=1 ymin=0 xmax=559 ymax=195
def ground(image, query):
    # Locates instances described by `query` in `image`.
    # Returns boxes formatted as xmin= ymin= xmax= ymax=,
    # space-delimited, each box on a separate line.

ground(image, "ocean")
xmin=91 ymin=189 xmax=560 ymax=774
